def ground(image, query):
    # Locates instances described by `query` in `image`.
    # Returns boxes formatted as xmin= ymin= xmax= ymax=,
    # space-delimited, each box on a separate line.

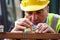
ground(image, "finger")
xmin=35 ymin=26 xmax=42 ymax=33
xmin=42 ymin=28 xmax=49 ymax=33
xmin=38 ymin=26 xmax=42 ymax=32
xmin=38 ymin=24 xmax=48 ymax=33
xmin=15 ymin=18 xmax=30 ymax=26
xmin=35 ymin=29 xmax=39 ymax=33
xmin=24 ymin=19 xmax=33 ymax=25
xmin=43 ymin=27 xmax=56 ymax=33
xmin=18 ymin=22 xmax=30 ymax=27
xmin=15 ymin=18 xmax=31 ymax=27
xmin=42 ymin=27 xmax=54 ymax=33
xmin=15 ymin=21 xmax=30 ymax=28
xmin=14 ymin=25 xmax=26 ymax=31
xmin=37 ymin=23 xmax=43 ymax=28
xmin=37 ymin=23 xmax=46 ymax=32
xmin=11 ymin=31 xmax=23 ymax=33
xmin=35 ymin=23 xmax=43 ymax=33
xmin=37 ymin=23 xmax=43 ymax=33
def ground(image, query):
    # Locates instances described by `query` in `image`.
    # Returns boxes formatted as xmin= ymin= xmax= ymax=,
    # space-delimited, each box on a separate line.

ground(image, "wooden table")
xmin=0 ymin=32 xmax=60 ymax=39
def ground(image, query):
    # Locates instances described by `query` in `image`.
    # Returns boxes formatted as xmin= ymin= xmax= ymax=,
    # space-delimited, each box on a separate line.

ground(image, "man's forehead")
xmin=25 ymin=9 xmax=43 ymax=12
xmin=25 ymin=6 xmax=48 ymax=13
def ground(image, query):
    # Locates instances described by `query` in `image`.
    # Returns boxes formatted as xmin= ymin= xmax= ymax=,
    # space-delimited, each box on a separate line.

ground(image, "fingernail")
xmin=35 ymin=30 xmax=38 ymax=33
xmin=39 ymin=31 xmax=41 ymax=33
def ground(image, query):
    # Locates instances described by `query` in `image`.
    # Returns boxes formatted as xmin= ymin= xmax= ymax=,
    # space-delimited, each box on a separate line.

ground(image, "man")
xmin=11 ymin=0 xmax=60 ymax=33
xmin=11 ymin=0 xmax=60 ymax=39
xmin=10 ymin=0 xmax=60 ymax=40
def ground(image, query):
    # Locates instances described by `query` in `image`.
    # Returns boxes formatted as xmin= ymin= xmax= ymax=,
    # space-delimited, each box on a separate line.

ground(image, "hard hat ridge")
xmin=20 ymin=0 xmax=50 ymax=11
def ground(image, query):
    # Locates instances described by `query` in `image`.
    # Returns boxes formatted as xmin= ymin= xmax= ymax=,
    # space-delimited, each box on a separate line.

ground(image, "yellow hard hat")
xmin=20 ymin=0 xmax=50 ymax=11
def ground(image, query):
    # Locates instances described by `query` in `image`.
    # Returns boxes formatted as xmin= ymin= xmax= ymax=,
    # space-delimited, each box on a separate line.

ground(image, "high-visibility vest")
xmin=48 ymin=13 xmax=60 ymax=33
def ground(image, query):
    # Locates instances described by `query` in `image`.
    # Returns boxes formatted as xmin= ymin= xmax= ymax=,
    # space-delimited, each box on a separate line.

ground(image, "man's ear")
xmin=47 ymin=6 xmax=49 ymax=12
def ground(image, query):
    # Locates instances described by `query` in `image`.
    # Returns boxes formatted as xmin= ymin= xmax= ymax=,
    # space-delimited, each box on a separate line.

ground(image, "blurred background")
xmin=0 ymin=0 xmax=60 ymax=32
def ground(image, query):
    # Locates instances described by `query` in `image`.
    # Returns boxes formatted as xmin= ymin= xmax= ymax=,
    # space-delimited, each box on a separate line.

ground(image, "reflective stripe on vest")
xmin=51 ymin=15 xmax=58 ymax=31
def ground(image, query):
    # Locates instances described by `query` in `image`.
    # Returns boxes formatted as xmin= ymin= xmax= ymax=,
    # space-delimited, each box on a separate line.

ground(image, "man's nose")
xmin=31 ymin=13 xmax=38 ymax=20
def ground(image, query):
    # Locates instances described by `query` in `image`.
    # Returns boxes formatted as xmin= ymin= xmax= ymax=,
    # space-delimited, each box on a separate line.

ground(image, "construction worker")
xmin=11 ymin=0 xmax=60 ymax=34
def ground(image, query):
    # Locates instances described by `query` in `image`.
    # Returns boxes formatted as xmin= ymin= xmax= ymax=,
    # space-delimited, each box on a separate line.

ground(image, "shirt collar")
xmin=46 ymin=18 xmax=48 ymax=24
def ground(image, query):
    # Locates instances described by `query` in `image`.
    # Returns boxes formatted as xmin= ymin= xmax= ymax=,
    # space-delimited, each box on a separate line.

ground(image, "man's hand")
xmin=35 ymin=23 xmax=56 ymax=33
xmin=11 ymin=18 xmax=32 ymax=33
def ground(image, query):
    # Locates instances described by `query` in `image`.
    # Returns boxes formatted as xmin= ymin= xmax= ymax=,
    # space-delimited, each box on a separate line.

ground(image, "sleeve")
xmin=56 ymin=18 xmax=60 ymax=33
xmin=8 ymin=23 xmax=14 ymax=32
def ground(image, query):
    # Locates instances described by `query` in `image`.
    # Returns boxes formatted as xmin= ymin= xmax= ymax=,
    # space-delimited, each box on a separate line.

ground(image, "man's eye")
xmin=28 ymin=13 xmax=32 ymax=15
xmin=36 ymin=9 xmax=43 ymax=13
xmin=36 ymin=11 xmax=42 ymax=14
xmin=27 ymin=12 xmax=32 ymax=15
xmin=36 ymin=11 xmax=41 ymax=13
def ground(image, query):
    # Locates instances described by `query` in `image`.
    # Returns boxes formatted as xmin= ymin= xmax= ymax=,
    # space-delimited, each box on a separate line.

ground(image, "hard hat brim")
xmin=20 ymin=1 xmax=50 ymax=11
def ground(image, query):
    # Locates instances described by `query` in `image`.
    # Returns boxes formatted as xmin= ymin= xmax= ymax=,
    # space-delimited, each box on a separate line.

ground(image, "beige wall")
xmin=6 ymin=0 xmax=23 ymax=22
xmin=14 ymin=0 xmax=23 ymax=19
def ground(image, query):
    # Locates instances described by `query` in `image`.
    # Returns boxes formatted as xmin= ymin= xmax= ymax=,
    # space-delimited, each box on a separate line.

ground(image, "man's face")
xmin=25 ymin=6 xmax=49 ymax=25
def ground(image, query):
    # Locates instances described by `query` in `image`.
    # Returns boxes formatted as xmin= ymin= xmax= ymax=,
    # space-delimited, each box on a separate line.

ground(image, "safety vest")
xmin=48 ymin=13 xmax=60 ymax=33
